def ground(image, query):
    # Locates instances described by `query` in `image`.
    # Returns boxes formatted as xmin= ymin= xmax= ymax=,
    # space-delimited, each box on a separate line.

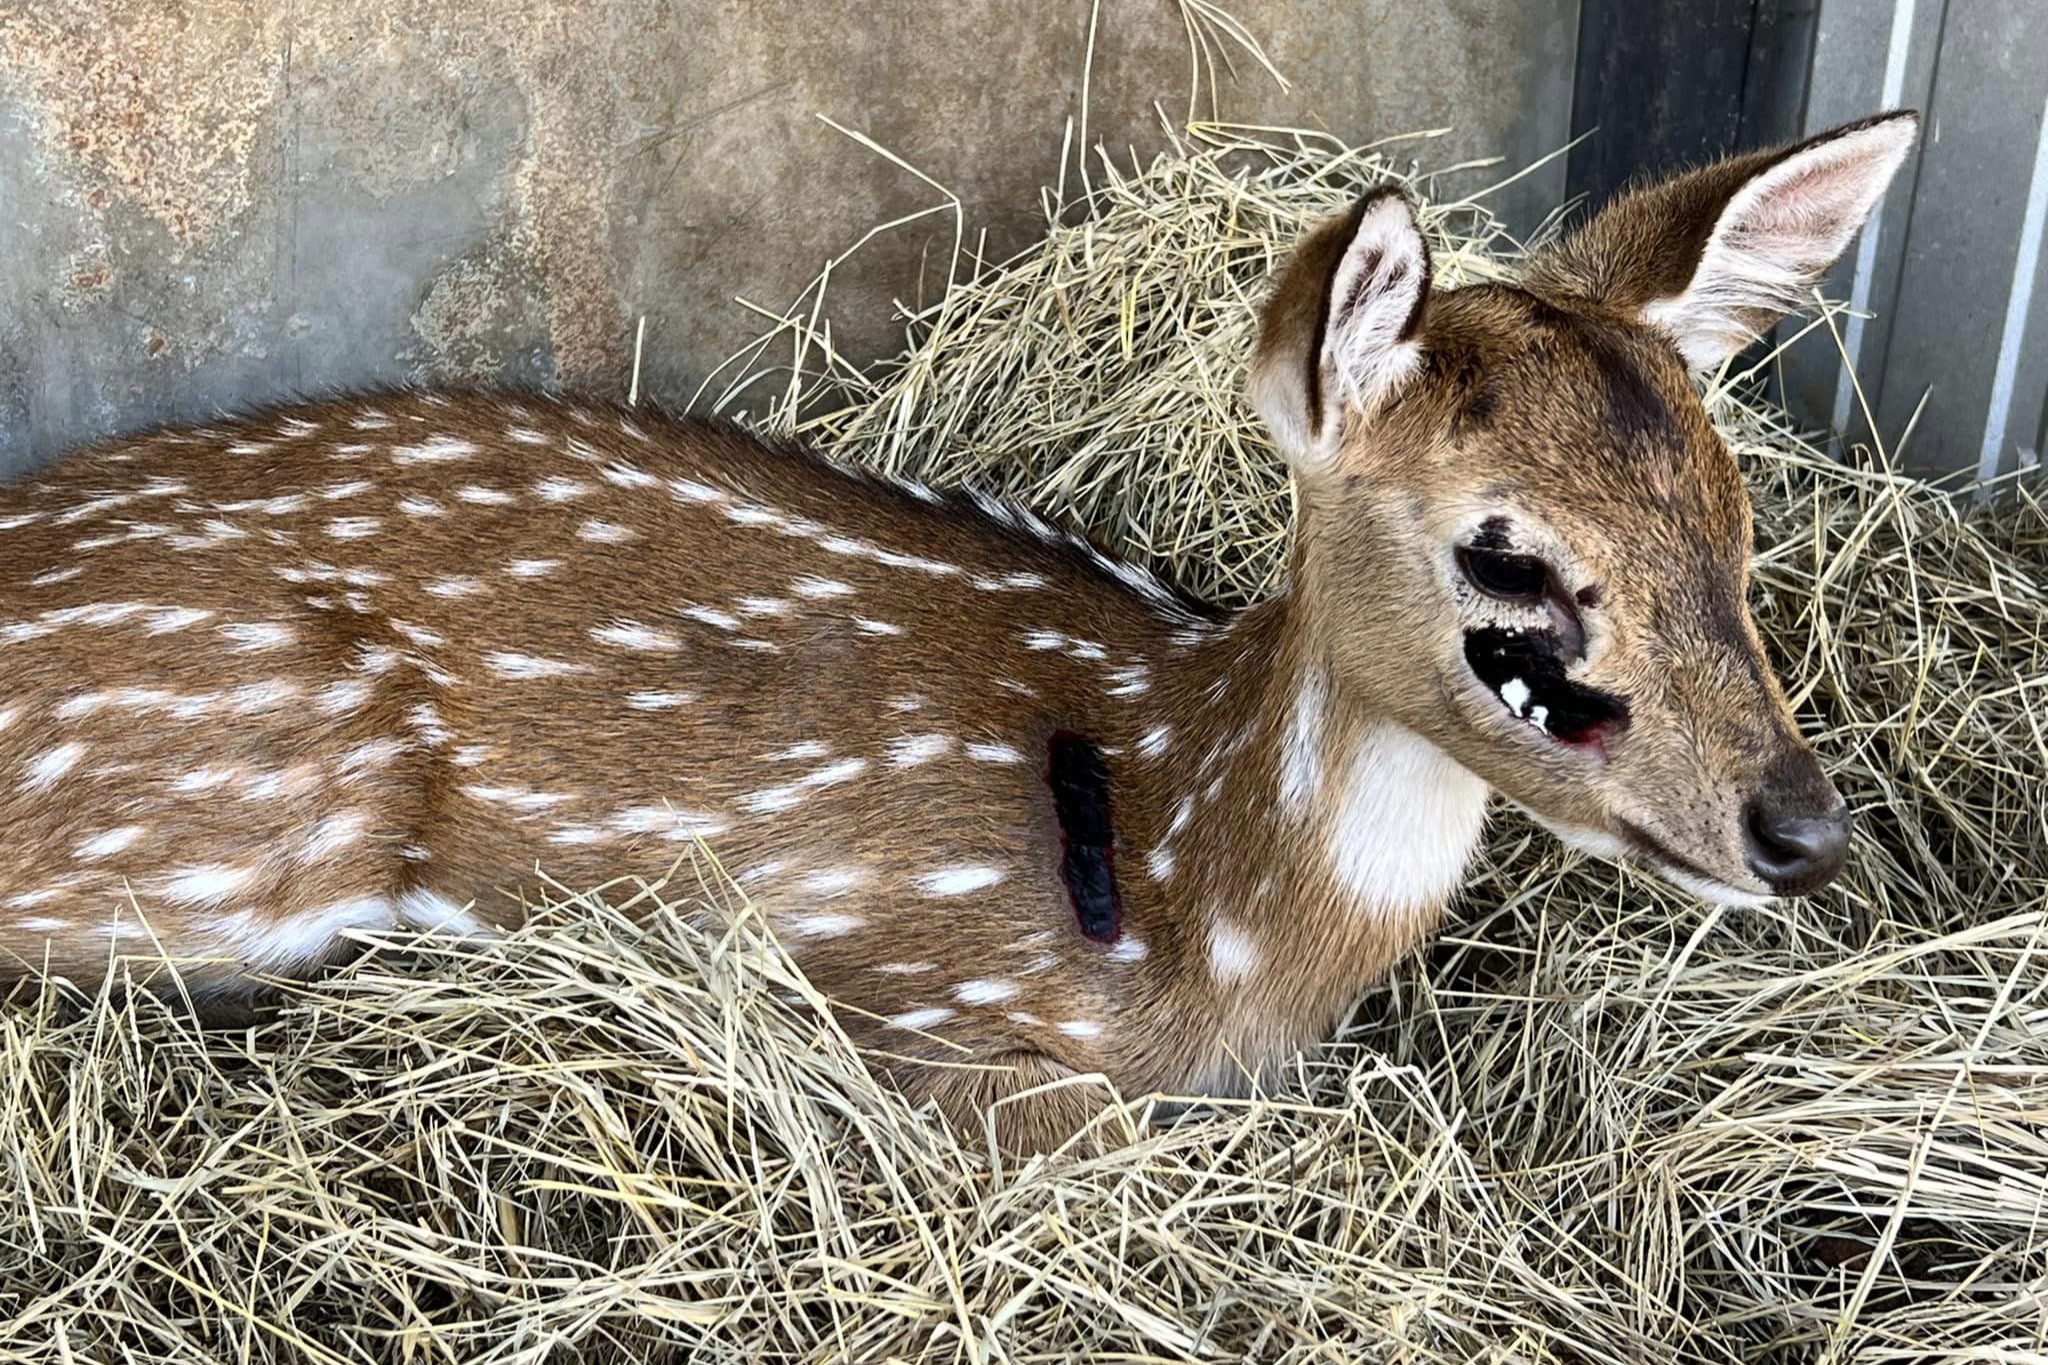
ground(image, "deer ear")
xmin=1250 ymin=188 xmax=1431 ymax=472
xmin=1525 ymin=111 xmax=1919 ymax=374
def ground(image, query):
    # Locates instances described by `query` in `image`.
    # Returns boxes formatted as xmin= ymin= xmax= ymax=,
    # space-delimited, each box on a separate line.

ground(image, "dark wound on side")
xmin=1463 ymin=627 xmax=1631 ymax=741
xmin=1047 ymin=731 xmax=1122 ymax=943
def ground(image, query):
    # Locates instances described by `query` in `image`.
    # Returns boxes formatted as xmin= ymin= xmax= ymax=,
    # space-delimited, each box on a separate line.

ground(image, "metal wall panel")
xmin=1780 ymin=0 xmax=2048 ymax=482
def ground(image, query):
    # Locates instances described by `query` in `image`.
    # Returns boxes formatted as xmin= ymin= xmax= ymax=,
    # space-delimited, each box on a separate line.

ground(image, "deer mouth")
xmin=1511 ymin=804 xmax=1775 ymax=907
xmin=1620 ymin=821 xmax=1775 ymax=907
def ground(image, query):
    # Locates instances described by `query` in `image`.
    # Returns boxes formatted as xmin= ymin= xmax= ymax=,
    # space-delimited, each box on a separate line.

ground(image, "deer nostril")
xmin=1742 ymin=796 xmax=1852 ymax=895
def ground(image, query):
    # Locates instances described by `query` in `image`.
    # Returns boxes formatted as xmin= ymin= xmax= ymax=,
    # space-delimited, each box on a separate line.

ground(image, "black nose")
xmin=1743 ymin=796 xmax=1852 ymax=895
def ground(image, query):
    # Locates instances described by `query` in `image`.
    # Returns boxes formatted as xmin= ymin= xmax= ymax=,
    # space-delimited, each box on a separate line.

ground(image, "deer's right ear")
xmin=1250 ymin=188 xmax=1431 ymax=473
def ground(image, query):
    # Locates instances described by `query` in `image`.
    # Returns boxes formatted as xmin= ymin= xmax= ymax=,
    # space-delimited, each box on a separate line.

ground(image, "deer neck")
xmin=1134 ymin=591 xmax=1493 ymax=1059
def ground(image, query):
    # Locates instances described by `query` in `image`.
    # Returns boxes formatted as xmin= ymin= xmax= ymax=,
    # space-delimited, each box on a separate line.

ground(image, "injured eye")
xmin=1457 ymin=545 xmax=1549 ymax=604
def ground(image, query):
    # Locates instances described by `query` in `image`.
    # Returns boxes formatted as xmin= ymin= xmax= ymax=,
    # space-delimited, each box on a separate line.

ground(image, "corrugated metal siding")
xmin=1778 ymin=0 xmax=2048 ymax=483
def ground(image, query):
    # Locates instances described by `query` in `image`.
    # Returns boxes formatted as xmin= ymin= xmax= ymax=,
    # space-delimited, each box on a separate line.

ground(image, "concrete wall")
xmin=0 ymin=1 xmax=1577 ymax=475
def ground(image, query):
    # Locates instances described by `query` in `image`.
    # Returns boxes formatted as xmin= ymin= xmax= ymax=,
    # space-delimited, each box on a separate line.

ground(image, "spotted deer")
xmin=0 ymin=113 xmax=1914 ymax=1149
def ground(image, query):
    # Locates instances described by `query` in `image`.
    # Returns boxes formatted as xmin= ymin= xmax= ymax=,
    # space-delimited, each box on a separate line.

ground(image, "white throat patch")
xmin=1324 ymin=723 xmax=1491 ymax=915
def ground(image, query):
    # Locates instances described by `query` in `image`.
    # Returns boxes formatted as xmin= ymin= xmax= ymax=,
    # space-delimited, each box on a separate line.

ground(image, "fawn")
xmin=0 ymin=113 xmax=1913 ymax=1149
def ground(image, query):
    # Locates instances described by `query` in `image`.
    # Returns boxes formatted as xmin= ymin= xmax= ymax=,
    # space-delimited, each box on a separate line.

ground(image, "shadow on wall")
xmin=0 ymin=0 xmax=1576 ymax=475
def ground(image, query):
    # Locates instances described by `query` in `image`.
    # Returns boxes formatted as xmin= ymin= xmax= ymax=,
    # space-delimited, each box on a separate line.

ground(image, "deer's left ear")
xmin=1526 ymin=111 xmax=1919 ymax=374
xmin=1250 ymin=188 xmax=1431 ymax=473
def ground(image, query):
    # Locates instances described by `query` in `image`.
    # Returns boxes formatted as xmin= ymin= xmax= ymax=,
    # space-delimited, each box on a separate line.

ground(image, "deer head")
xmin=1248 ymin=113 xmax=1919 ymax=905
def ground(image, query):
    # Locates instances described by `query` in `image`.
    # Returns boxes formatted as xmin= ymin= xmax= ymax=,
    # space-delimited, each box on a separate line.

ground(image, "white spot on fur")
xmin=31 ymin=567 xmax=83 ymax=586
xmin=723 ymin=504 xmax=781 ymax=528
xmin=325 ymin=517 xmax=381 ymax=539
xmin=792 ymin=575 xmax=855 ymax=599
xmin=916 ymin=865 xmax=1005 ymax=896
xmin=626 ymin=690 xmax=694 ymax=710
xmin=162 ymin=863 xmax=251 ymax=906
xmin=876 ymin=961 xmax=935 ymax=975
xmin=336 ymin=738 xmax=405 ymax=774
xmin=888 ymin=734 xmax=952 ymax=767
xmin=1146 ymin=846 xmax=1176 ymax=882
xmin=406 ymin=703 xmax=452 ymax=746
xmin=768 ymin=741 xmax=831 ymax=762
xmin=786 ymin=911 xmax=864 ymax=939
xmin=228 ymin=680 xmax=301 ymax=714
xmin=602 ymin=462 xmax=658 ymax=490
xmin=313 ymin=679 xmax=370 ymax=716
xmin=506 ymin=558 xmax=562 ymax=578
xmin=608 ymin=804 xmax=728 ymax=840
xmin=1137 ymin=725 xmax=1174 ymax=761
xmin=299 ymin=812 xmax=369 ymax=862
xmin=807 ymin=757 xmax=869 ymax=786
xmin=1207 ymin=919 xmax=1260 ymax=984
xmin=965 ymin=741 xmax=1024 ymax=764
xmin=800 ymin=867 xmax=870 ymax=897
xmin=953 ymin=978 xmax=1019 ymax=1005
xmin=682 ymin=605 xmax=741 ymax=631
xmin=398 ymin=495 xmax=445 ymax=517
xmin=888 ymin=1006 xmax=954 ymax=1031
xmin=1056 ymin=1020 xmax=1104 ymax=1040
xmin=1021 ymin=629 xmax=1064 ymax=651
xmin=737 ymin=757 xmax=869 ymax=813
xmin=464 ymin=784 xmax=574 ymax=813
xmin=668 ymin=477 xmax=727 ymax=504
xmin=173 ymin=768 xmax=236 ymax=792
xmin=22 ymin=743 xmax=86 ymax=791
xmin=1108 ymin=937 xmax=1147 ymax=964
xmin=578 ymin=519 xmax=638 ymax=544
xmin=1278 ymin=668 xmax=1327 ymax=812
xmin=534 ymin=476 xmax=591 ymax=502
xmin=736 ymin=596 xmax=791 ymax=617
xmin=1105 ymin=665 xmax=1151 ymax=697
xmin=392 ymin=436 xmax=476 ymax=464
xmin=593 ymin=620 xmax=681 ymax=652
xmin=851 ymin=616 xmax=903 ymax=636
xmin=483 ymin=651 xmax=587 ymax=679
xmin=219 ymin=621 xmax=297 ymax=652
xmin=74 ymin=826 xmax=145 ymax=861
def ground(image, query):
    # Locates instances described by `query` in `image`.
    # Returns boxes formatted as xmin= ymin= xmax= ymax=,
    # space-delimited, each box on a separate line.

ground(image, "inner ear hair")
xmin=1522 ymin=111 xmax=1920 ymax=374
xmin=1249 ymin=186 xmax=1432 ymax=472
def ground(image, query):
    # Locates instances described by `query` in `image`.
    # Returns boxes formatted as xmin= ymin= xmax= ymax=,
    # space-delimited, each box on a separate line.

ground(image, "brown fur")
xmin=0 ymin=116 xmax=1911 ymax=1151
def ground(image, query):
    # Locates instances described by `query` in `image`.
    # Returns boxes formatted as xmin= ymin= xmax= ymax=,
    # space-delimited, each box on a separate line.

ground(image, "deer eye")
xmin=1458 ymin=546 xmax=1549 ymax=603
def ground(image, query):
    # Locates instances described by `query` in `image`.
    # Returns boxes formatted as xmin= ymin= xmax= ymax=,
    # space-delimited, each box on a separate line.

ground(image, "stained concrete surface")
xmin=0 ymin=1 xmax=1576 ymax=472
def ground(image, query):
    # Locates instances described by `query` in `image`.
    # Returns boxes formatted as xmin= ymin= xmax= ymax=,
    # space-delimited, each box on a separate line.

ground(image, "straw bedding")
xmin=3 ymin=125 xmax=2045 ymax=1364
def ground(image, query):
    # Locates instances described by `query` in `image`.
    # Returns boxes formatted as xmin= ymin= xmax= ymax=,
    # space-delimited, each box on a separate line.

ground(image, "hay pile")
xmin=5 ymin=125 xmax=2046 ymax=1364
